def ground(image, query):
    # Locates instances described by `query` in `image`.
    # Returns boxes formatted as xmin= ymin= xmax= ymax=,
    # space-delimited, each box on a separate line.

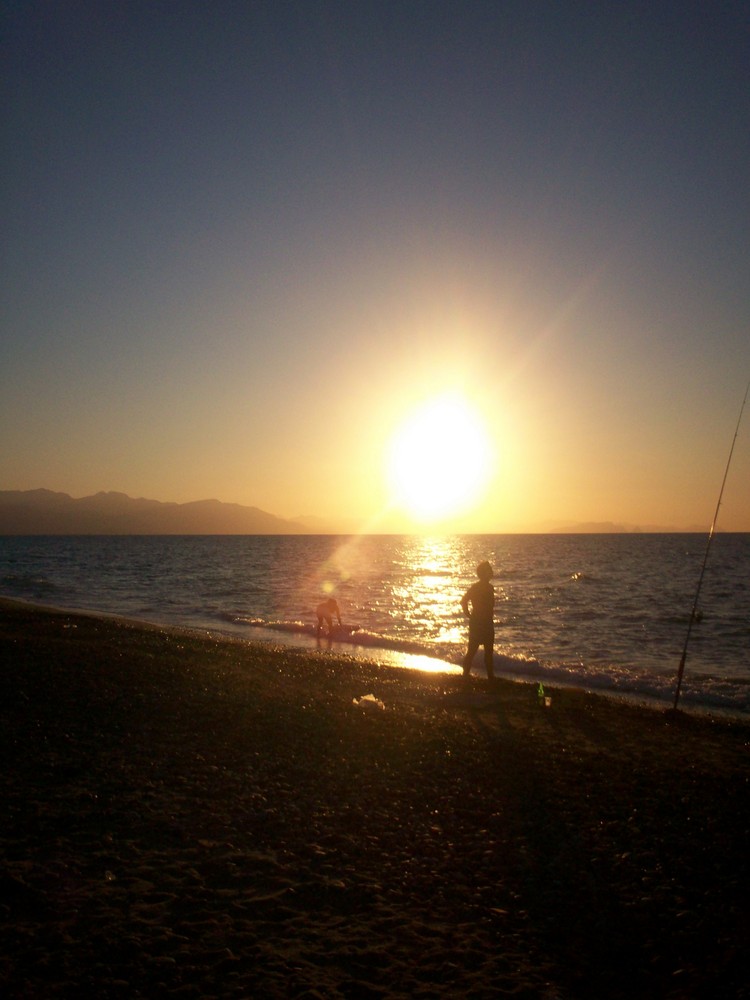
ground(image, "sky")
xmin=2 ymin=0 xmax=749 ymax=532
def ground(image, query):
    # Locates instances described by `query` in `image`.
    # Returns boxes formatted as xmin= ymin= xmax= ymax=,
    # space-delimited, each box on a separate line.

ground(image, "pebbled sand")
xmin=1 ymin=598 xmax=748 ymax=999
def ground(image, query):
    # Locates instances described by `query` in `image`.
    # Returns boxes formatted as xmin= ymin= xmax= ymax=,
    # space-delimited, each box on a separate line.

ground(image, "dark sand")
xmin=1 ymin=598 xmax=748 ymax=999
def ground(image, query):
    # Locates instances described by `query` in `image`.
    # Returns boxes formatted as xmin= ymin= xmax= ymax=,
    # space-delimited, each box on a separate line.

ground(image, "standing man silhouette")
xmin=460 ymin=561 xmax=495 ymax=679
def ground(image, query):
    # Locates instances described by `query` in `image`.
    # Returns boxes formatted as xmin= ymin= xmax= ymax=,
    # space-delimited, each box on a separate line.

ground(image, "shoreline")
xmin=2 ymin=598 xmax=749 ymax=998
xmin=2 ymin=594 xmax=746 ymax=722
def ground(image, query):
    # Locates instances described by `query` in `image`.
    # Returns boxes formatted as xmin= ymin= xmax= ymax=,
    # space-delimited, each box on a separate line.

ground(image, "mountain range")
xmin=0 ymin=489 xmax=324 ymax=535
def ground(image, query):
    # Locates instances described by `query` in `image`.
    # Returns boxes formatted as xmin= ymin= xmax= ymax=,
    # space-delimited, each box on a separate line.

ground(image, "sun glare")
xmin=386 ymin=393 xmax=494 ymax=524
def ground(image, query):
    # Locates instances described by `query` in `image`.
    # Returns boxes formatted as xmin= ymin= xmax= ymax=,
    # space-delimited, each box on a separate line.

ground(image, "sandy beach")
xmin=1 ymin=598 xmax=748 ymax=999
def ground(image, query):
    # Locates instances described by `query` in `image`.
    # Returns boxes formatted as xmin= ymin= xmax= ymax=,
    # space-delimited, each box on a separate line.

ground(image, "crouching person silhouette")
xmin=316 ymin=597 xmax=341 ymax=637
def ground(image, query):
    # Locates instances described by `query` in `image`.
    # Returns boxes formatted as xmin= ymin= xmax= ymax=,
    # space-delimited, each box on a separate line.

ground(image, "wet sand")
xmin=1 ymin=598 xmax=748 ymax=999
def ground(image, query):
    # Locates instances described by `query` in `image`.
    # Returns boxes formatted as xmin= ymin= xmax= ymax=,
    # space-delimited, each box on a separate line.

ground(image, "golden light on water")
xmin=385 ymin=393 xmax=494 ymax=524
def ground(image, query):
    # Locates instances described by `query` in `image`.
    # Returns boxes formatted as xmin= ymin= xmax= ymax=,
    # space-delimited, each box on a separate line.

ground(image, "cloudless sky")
xmin=2 ymin=0 xmax=749 ymax=531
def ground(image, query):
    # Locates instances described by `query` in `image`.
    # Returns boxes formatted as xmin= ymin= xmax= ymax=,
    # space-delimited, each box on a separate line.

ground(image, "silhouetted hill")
xmin=0 ymin=490 xmax=307 ymax=535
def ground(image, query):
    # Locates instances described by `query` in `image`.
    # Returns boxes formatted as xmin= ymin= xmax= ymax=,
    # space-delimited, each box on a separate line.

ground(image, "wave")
xmin=229 ymin=615 xmax=459 ymax=661
xmin=498 ymin=653 xmax=749 ymax=714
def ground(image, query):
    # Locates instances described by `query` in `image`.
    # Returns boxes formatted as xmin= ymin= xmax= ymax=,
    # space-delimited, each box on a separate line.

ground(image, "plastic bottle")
xmin=537 ymin=682 xmax=545 ymax=704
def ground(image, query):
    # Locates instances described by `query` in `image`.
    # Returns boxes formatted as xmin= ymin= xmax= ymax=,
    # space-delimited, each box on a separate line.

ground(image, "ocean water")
xmin=1 ymin=533 xmax=748 ymax=715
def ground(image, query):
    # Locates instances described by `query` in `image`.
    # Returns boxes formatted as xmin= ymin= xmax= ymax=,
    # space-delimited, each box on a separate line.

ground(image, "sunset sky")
xmin=3 ymin=1 xmax=749 ymax=532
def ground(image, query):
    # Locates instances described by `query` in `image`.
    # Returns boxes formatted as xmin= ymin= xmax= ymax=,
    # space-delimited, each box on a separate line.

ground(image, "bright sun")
xmin=386 ymin=393 xmax=494 ymax=523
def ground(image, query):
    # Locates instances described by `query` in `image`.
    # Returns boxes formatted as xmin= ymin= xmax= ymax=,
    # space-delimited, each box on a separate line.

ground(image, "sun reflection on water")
xmin=280 ymin=533 xmax=489 ymax=660
xmin=387 ymin=536 xmax=469 ymax=640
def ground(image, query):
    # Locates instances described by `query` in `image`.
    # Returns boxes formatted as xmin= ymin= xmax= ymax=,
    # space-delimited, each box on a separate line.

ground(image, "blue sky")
xmin=2 ymin=1 xmax=748 ymax=530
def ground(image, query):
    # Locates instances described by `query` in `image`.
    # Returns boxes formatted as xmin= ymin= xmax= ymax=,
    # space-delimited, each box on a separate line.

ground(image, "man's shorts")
xmin=469 ymin=621 xmax=494 ymax=647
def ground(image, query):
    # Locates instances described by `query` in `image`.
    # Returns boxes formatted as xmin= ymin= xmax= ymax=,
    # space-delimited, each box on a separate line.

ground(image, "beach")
xmin=1 ymin=598 xmax=748 ymax=999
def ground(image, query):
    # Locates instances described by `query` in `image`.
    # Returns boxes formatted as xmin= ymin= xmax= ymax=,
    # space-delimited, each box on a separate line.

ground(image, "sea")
xmin=1 ymin=533 xmax=748 ymax=716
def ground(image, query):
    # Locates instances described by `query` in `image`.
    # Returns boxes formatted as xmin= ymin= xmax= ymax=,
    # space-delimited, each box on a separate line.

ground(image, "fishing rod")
xmin=672 ymin=378 xmax=750 ymax=711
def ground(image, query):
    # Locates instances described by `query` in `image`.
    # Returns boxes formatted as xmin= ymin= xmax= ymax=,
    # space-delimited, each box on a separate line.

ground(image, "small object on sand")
xmin=537 ymin=683 xmax=551 ymax=707
xmin=353 ymin=694 xmax=385 ymax=711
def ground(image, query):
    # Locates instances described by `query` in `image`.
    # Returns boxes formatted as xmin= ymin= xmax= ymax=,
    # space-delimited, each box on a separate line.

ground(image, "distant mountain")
xmin=547 ymin=520 xmax=710 ymax=534
xmin=0 ymin=489 xmax=316 ymax=535
xmin=550 ymin=521 xmax=639 ymax=534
